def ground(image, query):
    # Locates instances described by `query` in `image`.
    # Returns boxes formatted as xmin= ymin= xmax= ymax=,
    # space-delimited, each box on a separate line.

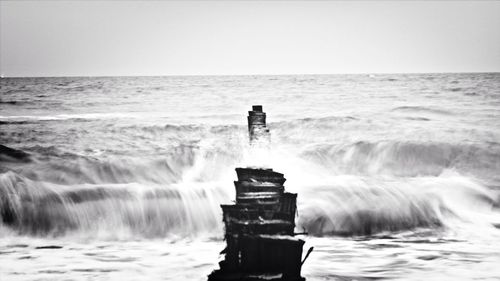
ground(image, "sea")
xmin=1 ymin=73 xmax=499 ymax=281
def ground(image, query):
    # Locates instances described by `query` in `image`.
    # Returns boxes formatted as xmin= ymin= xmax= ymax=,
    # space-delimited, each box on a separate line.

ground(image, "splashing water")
xmin=1 ymin=73 xmax=500 ymax=280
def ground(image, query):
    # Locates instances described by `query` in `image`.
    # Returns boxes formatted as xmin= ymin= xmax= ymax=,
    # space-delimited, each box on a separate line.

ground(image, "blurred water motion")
xmin=1 ymin=73 xmax=499 ymax=280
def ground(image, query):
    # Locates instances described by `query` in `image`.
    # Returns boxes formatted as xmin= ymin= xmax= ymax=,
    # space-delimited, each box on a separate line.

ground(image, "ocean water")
xmin=0 ymin=73 xmax=499 ymax=280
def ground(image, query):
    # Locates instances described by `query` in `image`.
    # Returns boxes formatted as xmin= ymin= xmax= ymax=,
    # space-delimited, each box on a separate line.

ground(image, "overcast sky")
xmin=1 ymin=0 xmax=499 ymax=77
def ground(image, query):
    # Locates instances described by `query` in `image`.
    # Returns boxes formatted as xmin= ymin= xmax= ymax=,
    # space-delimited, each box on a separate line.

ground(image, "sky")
xmin=0 ymin=0 xmax=499 ymax=77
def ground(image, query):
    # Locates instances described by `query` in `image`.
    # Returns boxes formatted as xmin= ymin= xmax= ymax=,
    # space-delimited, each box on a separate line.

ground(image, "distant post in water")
xmin=247 ymin=105 xmax=270 ymax=144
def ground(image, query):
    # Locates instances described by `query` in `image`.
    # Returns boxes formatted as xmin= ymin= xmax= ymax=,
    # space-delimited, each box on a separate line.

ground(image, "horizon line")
xmin=1 ymin=71 xmax=499 ymax=79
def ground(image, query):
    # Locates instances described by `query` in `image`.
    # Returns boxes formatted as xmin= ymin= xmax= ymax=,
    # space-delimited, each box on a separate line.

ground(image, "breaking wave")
xmin=300 ymin=141 xmax=500 ymax=178
xmin=0 ymin=171 xmax=228 ymax=238
xmin=297 ymin=172 xmax=499 ymax=236
xmin=1 ymin=138 xmax=499 ymax=238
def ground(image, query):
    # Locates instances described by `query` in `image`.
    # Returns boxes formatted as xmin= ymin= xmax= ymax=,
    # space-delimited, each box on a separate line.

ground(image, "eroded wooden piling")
xmin=248 ymin=105 xmax=270 ymax=144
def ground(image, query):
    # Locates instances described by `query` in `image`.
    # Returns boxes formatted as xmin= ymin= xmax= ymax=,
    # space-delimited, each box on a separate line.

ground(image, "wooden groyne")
xmin=208 ymin=106 xmax=310 ymax=281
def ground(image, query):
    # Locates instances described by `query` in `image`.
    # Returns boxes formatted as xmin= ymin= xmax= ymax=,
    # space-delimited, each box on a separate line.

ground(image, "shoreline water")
xmin=1 ymin=73 xmax=499 ymax=280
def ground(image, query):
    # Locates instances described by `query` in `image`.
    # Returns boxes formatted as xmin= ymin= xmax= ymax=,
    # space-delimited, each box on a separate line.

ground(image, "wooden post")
xmin=247 ymin=105 xmax=270 ymax=144
xmin=208 ymin=106 xmax=309 ymax=281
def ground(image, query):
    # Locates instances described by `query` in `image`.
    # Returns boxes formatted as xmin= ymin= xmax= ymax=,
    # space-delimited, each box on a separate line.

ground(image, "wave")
xmin=391 ymin=106 xmax=452 ymax=115
xmin=127 ymin=123 xmax=242 ymax=136
xmin=0 ymin=145 xmax=201 ymax=185
xmin=1 ymin=128 xmax=499 ymax=239
xmin=1 ymin=169 xmax=498 ymax=238
xmin=1 ymin=139 xmax=499 ymax=239
xmin=0 ymin=120 xmax=33 ymax=125
xmin=0 ymin=172 xmax=229 ymax=237
xmin=0 ymin=113 xmax=137 ymax=122
xmin=300 ymin=141 xmax=500 ymax=178
xmin=296 ymin=172 xmax=499 ymax=236
xmin=272 ymin=115 xmax=359 ymax=127
xmin=4 ymin=136 xmax=500 ymax=184
xmin=0 ymin=100 xmax=33 ymax=106
xmin=0 ymin=141 xmax=246 ymax=186
xmin=0 ymin=145 xmax=31 ymax=163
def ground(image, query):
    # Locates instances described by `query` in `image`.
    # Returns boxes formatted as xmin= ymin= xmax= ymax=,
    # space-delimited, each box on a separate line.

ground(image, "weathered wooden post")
xmin=208 ymin=106 xmax=309 ymax=281
xmin=247 ymin=105 xmax=270 ymax=144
